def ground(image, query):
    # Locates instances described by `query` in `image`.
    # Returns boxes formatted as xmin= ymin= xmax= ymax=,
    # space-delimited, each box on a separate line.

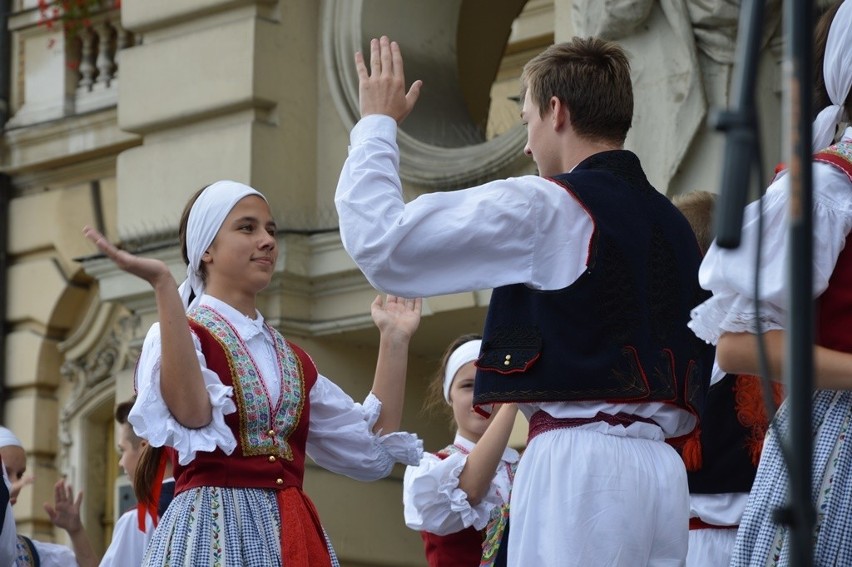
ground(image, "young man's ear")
xmin=550 ymin=96 xmax=568 ymax=131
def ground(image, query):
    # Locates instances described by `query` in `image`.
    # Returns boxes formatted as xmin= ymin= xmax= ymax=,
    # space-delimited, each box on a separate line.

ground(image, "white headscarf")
xmin=813 ymin=0 xmax=852 ymax=151
xmin=443 ymin=339 xmax=482 ymax=404
xmin=177 ymin=180 xmax=267 ymax=311
xmin=0 ymin=427 xmax=22 ymax=449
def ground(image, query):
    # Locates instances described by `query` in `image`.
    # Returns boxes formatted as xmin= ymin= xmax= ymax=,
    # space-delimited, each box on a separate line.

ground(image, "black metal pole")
xmin=710 ymin=0 xmax=764 ymax=249
xmin=784 ymin=0 xmax=815 ymax=564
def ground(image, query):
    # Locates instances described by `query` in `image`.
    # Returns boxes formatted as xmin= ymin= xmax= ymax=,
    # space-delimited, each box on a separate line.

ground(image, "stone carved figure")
xmin=572 ymin=0 xmax=782 ymax=196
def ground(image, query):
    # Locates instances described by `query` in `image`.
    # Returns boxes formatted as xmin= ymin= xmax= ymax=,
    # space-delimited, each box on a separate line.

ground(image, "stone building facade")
xmin=1 ymin=0 xmax=787 ymax=565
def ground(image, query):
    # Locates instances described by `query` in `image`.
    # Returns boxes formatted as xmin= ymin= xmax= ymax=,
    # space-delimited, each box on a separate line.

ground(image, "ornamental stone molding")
xmin=321 ymin=0 xmax=534 ymax=190
xmin=57 ymin=302 xmax=141 ymax=472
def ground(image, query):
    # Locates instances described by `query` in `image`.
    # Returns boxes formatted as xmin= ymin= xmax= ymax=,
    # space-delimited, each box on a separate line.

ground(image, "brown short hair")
xmin=115 ymin=398 xmax=142 ymax=447
xmin=521 ymin=37 xmax=633 ymax=145
xmin=672 ymin=191 xmax=717 ymax=256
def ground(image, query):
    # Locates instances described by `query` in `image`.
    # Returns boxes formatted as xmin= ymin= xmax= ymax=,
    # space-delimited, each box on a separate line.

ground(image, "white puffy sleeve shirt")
xmin=403 ymin=434 xmax=518 ymax=535
xmin=689 ymin=127 xmax=852 ymax=344
xmin=31 ymin=540 xmax=79 ymax=567
xmin=335 ymin=114 xmax=697 ymax=440
xmin=0 ymin=468 xmax=16 ymax=567
xmin=129 ymin=295 xmax=422 ymax=480
xmin=98 ymin=508 xmax=153 ymax=567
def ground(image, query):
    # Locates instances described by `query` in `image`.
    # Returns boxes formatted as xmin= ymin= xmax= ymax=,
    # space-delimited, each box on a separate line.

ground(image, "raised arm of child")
xmin=44 ymin=479 xmax=98 ymax=567
xmin=457 ymin=403 xmax=519 ymax=505
xmin=368 ymin=294 xmax=422 ymax=434
xmin=83 ymin=227 xmax=212 ymax=428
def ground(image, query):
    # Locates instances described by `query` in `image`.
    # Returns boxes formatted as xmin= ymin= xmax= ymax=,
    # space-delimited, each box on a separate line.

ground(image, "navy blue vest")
xmin=473 ymin=150 xmax=712 ymax=416
xmin=686 ymin=374 xmax=765 ymax=494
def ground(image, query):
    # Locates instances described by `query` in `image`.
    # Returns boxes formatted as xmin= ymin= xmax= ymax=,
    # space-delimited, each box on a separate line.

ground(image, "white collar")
xmin=199 ymin=294 xmax=267 ymax=340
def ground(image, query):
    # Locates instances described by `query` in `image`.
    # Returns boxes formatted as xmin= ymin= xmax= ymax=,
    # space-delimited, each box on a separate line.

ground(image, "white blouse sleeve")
xmin=31 ymin=540 xmax=79 ymax=567
xmin=305 ymin=375 xmax=422 ymax=481
xmin=0 ymin=470 xmax=16 ymax=567
xmin=689 ymin=162 xmax=852 ymax=344
xmin=99 ymin=509 xmax=153 ymax=567
xmin=403 ymin=452 xmax=504 ymax=535
xmin=335 ymin=114 xmax=594 ymax=296
xmin=128 ymin=323 xmax=238 ymax=466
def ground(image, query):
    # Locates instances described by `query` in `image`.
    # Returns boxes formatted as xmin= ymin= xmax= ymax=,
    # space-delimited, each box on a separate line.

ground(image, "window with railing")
xmin=6 ymin=0 xmax=136 ymax=127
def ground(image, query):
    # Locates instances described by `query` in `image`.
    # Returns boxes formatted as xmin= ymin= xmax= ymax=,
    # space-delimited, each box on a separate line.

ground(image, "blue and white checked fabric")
xmin=143 ymin=486 xmax=340 ymax=566
xmin=731 ymin=390 xmax=852 ymax=566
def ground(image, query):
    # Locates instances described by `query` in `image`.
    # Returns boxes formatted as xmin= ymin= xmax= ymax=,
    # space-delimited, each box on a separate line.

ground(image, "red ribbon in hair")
xmin=136 ymin=449 xmax=168 ymax=532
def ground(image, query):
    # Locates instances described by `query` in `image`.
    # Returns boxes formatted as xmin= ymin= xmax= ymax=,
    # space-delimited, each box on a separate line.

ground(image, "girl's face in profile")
xmin=449 ymin=362 xmax=493 ymax=442
xmin=1 ymin=445 xmax=27 ymax=505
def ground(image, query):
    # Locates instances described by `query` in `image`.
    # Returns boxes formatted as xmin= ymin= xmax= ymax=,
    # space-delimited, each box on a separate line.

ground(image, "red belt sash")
xmin=527 ymin=410 xmax=659 ymax=443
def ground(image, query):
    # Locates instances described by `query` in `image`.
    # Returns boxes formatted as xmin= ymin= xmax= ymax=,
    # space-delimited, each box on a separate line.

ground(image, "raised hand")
xmin=9 ymin=473 xmax=34 ymax=505
xmin=355 ymin=36 xmax=423 ymax=123
xmin=371 ymin=294 xmax=422 ymax=341
xmin=83 ymin=226 xmax=174 ymax=287
xmin=44 ymin=479 xmax=84 ymax=535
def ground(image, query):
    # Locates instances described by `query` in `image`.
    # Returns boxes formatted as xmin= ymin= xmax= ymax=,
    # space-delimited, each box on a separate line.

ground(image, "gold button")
xmin=267 ymin=429 xmax=275 ymax=436
xmin=276 ymin=478 xmax=284 ymax=485
xmin=504 ymin=354 xmax=512 ymax=360
xmin=268 ymin=455 xmax=277 ymax=463
xmin=503 ymin=360 xmax=510 ymax=366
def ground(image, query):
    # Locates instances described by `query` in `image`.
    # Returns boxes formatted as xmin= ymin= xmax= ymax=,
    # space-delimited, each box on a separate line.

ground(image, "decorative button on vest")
xmin=268 ymin=455 xmax=277 ymax=463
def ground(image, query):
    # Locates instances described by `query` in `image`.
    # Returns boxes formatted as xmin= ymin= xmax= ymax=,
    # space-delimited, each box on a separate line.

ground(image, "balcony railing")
xmin=5 ymin=2 xmax=137 ymax=127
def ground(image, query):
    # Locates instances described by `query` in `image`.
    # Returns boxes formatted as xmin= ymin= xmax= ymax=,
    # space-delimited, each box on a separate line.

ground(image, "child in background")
xmin=1 ymin=458 xmax=17 ymax=566
xmin=404 ymin=335 xmax=519 ymax=567
xmin=0 ymin=425 xmax=82 ymax=567
xmin=44 ymin=398 xmax=176 ymax=567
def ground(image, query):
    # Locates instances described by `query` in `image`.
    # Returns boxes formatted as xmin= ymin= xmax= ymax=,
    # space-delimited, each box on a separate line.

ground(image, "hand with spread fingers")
xmin=355 ymin=35 xmax=423 ymax=123
xmin=83 ymin=226 xmax=175 ymax=289
xmin=44 ymin=479 xmax=84 ymax=535
xmin=371 ymin=294 xmax=422 ymax=343
xmin=44 ymin=479 xmax=99 ymax=567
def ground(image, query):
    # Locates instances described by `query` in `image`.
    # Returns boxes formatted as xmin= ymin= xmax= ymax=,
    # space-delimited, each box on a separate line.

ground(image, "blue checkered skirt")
xmin=142 ymin=486 xmax=340 ymax=566
xmin=731 ymin=390 xmax=852 ymax=566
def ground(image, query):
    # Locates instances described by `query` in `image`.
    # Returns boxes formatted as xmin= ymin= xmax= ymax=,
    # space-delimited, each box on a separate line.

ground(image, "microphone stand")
xmin=711 ymin=0 xmax=814 ymax=564
xmin=781 ymin=0 xmax=815 ymax=565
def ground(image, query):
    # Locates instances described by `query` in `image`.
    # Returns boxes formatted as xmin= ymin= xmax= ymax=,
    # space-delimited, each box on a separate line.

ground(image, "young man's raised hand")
xmin=355 ymin=36 xmax=422 ymax=124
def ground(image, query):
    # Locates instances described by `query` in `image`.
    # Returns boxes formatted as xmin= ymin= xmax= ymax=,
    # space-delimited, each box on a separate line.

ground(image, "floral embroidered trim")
xmin=189 ymin=306 xmax=305 ymax=460
xmin=814 ymin=140 xmax=852 ymax=183
xmin=733 ymin=375 xmax=785 ymax=466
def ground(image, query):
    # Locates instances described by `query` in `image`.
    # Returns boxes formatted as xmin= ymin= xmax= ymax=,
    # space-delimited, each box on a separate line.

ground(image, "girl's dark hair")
xmin=422 ymin=333 xmax=483 ymax=430
xmin=133 ymin=444 xmax=165 ymax=507
xmin=813 ymin=1 xmax=852 ymax=121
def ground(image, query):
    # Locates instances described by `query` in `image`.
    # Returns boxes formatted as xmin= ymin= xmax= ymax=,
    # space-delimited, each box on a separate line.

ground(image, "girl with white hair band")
xmin=687 ymin=1 xmax=852 ymax=564
xmin=0 ymin=426 xmax=84 ymax=567
xmin=83 ymin=180 xmax=423 ymax=566
xmin=402 ymin=334 xmax=519 ymax=567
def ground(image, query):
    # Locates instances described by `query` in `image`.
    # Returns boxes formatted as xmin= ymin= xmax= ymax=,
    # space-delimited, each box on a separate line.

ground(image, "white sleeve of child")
xmin=403 ymin=452 xmax=503 ymax=535
xmin=128 ymin=323 xmax=238 ymax=466
xmin=305 ymin=375 xmax=422 ymax=481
